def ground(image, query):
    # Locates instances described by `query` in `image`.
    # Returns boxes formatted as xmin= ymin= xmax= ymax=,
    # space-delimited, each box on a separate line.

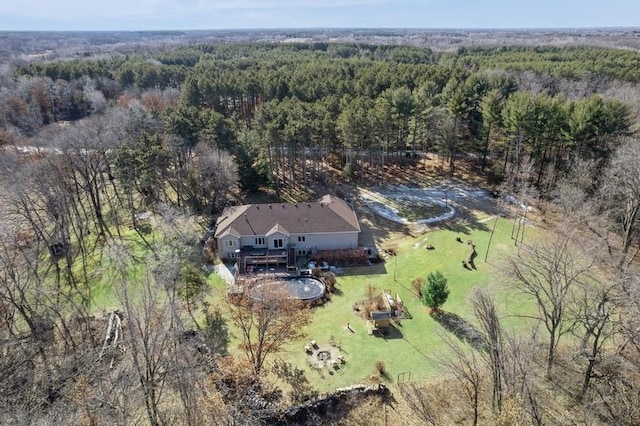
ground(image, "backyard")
xmin=209 ymin=182 xmax=539 ymax=393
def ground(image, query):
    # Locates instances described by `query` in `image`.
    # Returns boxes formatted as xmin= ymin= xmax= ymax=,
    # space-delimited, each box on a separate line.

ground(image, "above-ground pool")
xmin=249 ymin=276 xmax=326 ymax=303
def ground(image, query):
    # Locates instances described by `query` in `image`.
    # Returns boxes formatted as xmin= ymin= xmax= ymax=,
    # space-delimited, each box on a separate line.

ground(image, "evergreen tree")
xmin=421 ymin=271 xmax=450 ymax=311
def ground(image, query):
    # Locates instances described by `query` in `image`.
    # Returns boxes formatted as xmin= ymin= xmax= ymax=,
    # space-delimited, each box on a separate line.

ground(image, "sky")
xmin=0 ymin=0 xmax=638 ymax=31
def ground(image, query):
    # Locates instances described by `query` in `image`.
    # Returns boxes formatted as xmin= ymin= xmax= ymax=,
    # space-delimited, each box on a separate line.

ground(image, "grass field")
xmin=211 ymin=215 xmax=539 ymax=393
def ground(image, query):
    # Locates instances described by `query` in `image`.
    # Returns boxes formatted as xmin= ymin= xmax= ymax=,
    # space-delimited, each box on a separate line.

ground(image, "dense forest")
xmin=5 ymin=42 xmax=639 ymax=198
xmin=1 ymin=35 xmax=640 ymax=424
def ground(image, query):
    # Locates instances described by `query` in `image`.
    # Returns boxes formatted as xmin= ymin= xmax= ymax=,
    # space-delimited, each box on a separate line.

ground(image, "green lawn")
xmin=84 ymin=218 xmax=203 ymax=312
xmin=82 ymin=230 xmax=158 ymax=311
xmin=270 ymin=217 xmax=539 ymax=392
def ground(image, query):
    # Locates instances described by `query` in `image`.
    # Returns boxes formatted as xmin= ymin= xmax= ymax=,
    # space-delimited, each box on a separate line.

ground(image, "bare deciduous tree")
xmin=599 ymin=137 xmax=640 ymax=267
xmin=437 ymin=330 xmax=482 ymax=426
xmin=187 ymin=143 xmax=239 ymax=214
xmin=571 ymin=275 xmax=622 ymax=402
xmin=398 ymin=382 xmax=438 ymax=425
xmin=504 ymin=231 xmax=595 ymax=377
xmin=227 ymin=286 xmax=311 ymax=376
xmin=502 ymin=331 xmax=544 ymax=426
xmin=470 ymin=288 xmax=504 ymax=413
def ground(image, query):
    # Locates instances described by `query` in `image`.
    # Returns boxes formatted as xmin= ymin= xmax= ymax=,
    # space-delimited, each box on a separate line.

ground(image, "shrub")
xmin=343 ymin=162 xmax=354 ymax=179
xmin=375 ymin=360 xmax=387 ymax=376
xmin=323 ymin=272 xmax=337 ymax=293
xmin=363 ymin=305 xmax=372 ymax=319
xmin=421 ymin=271 xmax=450 ymax=311
xmin=311 ymin=248 xmax=369 ymax=266
xmin=366 ymin=284 xmax=377 ymax=301
xmin=412 ymin=277 xmax=425 ymax=297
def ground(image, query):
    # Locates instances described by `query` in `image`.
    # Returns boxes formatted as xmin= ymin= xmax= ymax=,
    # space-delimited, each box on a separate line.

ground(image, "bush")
xmin=323 ymin=272 xmax=337 ymax=293
xmin=421 ymin=271 xmax=450 ymax=311
xmin=411 ymin=277 xmax=425 ymax=297
xmin=375 ymin=360 xmax=387 ymax=376
xmin=343 ymin=162 xmax=354 ymax=179
xmin=311 ymin=248 xmax=369 ymax=266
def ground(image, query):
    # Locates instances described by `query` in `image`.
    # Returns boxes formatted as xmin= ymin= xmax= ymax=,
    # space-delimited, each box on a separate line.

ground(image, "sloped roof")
xmin=370 ymin=311 xmax=392 ymax=320
xmin=214 ymin=195 xmax=360 ymax=239
xmin=265 ymin=223 xmax=290 ymax=237
xmin=217 ymin=227 xmax=241 ymax=238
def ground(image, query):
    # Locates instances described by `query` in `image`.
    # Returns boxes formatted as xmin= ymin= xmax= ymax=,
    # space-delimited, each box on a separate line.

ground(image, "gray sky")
xmin=1 ymin=0 xmax=638 ymax=31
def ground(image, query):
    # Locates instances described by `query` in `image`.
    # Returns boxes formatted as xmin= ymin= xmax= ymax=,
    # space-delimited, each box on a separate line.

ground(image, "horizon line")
xmin=1 ymin=26 xmax=639 ymax=33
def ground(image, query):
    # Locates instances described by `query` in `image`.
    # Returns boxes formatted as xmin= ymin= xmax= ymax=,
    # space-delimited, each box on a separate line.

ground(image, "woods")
xmin=4 ymin=42 xmax=638 ymax=201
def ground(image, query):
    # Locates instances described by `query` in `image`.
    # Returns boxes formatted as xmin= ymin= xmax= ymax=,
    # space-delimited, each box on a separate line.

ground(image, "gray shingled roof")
xmin=370 ymin=311 xmax=392 ymax=320
xmin=214 ymin=195 xmax=360 ymax=238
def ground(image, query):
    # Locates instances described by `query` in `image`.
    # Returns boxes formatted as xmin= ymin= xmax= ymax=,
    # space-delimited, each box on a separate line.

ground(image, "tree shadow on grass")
xmin=202 ymin=308 xmax=230 ymax=356
xmin=400 ymin=305 xmax=413 ymax=320
xmin=373 ymin=325 xmax=403 ymax=340
xmin=330 ymin=287 xmax=343 ymax=296
xmin=430 ymin=310 xmax=487 ymax=352
xmin=440 ymin=214 xmax=491 ymax=235
xmin=338 ymin=262 xmax=388 ymax=277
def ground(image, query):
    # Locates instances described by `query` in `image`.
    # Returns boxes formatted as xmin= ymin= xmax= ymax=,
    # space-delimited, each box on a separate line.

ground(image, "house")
xmin=213 ymin=195 xmax=361 ymax=272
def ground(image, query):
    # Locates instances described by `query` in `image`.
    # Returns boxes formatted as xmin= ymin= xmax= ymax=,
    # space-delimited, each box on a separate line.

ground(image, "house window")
xmin=298 ymin=236 xmax=306 ymax=242
xmin=255 ymin=237 xmax=265 ymax=245
xmin=273 ymin=239 xmax=283 ymax=249
xmin=228 ymin=252 xmax=237 ymax=259
xmin=298 ymin=249 xmax=307 ymax=256
xmin=225 ymin=240 xmax=236 ymax=247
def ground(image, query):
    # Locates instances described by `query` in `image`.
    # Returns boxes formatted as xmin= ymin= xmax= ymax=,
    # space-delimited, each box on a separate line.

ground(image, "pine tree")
xmin=421 ymin=271 xmax=450 ymax=311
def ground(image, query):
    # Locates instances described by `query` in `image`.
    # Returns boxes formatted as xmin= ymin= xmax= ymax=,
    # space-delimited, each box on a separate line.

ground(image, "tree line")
xmin=6 ymin=42 xmax=637 ymax=198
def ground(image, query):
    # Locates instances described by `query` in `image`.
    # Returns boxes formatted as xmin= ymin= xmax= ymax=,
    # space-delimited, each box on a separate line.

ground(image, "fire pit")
xmin=316 ymin=350 xmax=331 ymax=361
xmin=306 ymin=343 xmax=344 ymax=369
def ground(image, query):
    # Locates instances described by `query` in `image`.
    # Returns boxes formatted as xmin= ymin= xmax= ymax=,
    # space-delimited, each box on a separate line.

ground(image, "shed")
xmin=370 ymin=310 xmax=392 ymax=328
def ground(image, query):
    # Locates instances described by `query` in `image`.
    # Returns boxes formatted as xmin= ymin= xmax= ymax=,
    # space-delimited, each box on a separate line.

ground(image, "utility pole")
xmin=393 ymin=251 xmax=398 ymax=282
xmin=485 ymin=214 xmax=499 ymax=263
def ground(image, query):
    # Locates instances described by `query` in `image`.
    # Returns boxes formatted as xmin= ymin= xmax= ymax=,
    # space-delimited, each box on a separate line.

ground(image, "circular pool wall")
xmin=249 ymin=277 xmax=326 ymax=303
